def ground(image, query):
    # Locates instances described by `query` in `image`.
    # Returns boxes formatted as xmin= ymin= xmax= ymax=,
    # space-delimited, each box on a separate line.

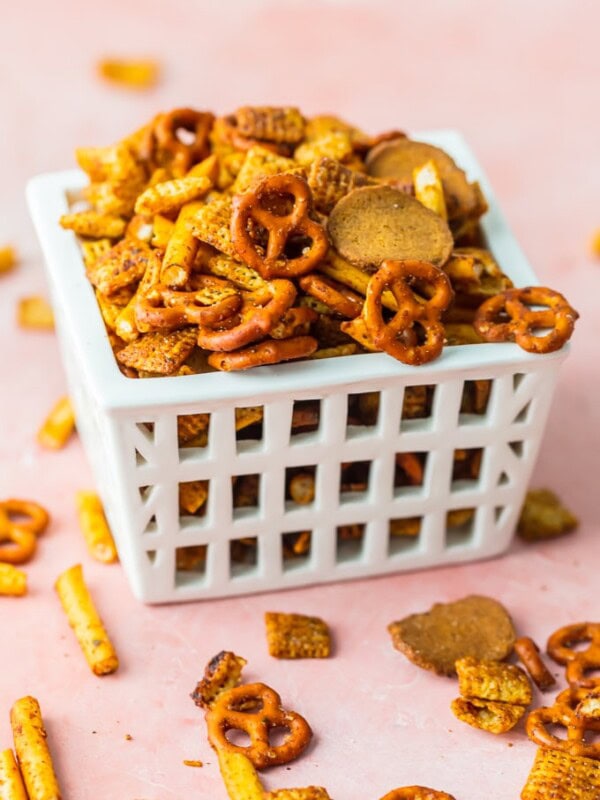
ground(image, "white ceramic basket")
xmin=27 ymin=131 xmax=566 ymax=604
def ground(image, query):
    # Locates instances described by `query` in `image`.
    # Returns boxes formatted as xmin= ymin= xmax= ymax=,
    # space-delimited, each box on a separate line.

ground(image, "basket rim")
xmin=26 ymin=129 xmax=564 ymax=411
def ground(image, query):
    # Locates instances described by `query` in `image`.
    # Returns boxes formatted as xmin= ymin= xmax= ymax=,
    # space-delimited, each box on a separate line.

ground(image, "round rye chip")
xmin=326 ymin=185 xmax=453 ymax=270
xmin=388 ymin=595 xmax=516 ymax=677
xmin=366 ymin=138 xmax=481 ymax=221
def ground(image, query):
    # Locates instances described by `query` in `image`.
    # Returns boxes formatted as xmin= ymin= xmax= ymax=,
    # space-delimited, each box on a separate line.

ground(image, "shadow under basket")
xmin=27 ymin=130 xmax=568 ymax=603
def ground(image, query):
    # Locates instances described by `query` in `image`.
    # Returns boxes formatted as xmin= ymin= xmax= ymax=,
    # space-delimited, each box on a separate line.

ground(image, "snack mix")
xmin=59 ymin=105 xmax=578 ymax=377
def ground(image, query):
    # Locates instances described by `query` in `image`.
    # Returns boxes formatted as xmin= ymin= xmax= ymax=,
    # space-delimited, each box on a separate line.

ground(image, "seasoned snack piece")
xmin=474 ymin=287 xmax=578 ymax=354
xmin=321 ymin=251 xmax=397 ymax=310
xmin=517 ymin=489 xmax=579 ymax=541
xmin=455 ymin=656 xmax=532 ymax=705
xmin=135 ymin=282 xmax=241 ymax=333
xmin=206 ymin=682 xmax=312 ymax=768
xmin=526 ymin=701 xmax=600 ymax=759
xmin=179 ymin=480 xmax=209 ymax=514
xmin=234 ymin=106 xmax=305 ymax=145
xmin=17 ymin=296 xmax=54 ymax=330
xmin=515 ymin=637 xmax=556 ymax=691
xmin=217 ymin=750 xmax=264 ymax=800
xmin=294 ymin=131 xmax=354 ymax=166
xmin=451 ymin=696 xmax=526 ymax=734
xmin=363 ymin=259 xmax=453 ymax=366
xmin=208 ymin=336 xmax=317 ymax=371
xmin=379 ymin=788 xmax=456 ymax=800
xmin=59 ymin=210 xmax=126 ymax=239
xmin=116 ymin=327 xmax=197 ymax=375
xmin=89 ymin=239 xmax=158 ymax=297
xmin=10 ymin=696 xmax=62 ymax=800
xmin=0 ymin=523 xmax=37 ymax=565
xmin=206 ymin=254 xmax=267 ymax=292
xmin=97 ymin=58 xmax=159 ymax=89
xmin=576 ymin=686 xmax=600 ymax=720
xmin=547 ymin=622 xmax=600 ymax=690
xmin=0 ymin=246 xmax=16 ymax=273
xmin=413 ymin=160 xmax=447 ymax=219
xmin=75 ymin=491 xmax=118 ymax=563
xmin=299 ymin=274 xmax=363 ymax=318
xmin=231 ymin=173 xmax=328 ymax=279
xmin=0 ymin=748 xmax=28 ymax=798
xmin=307 ymin=156 xmax=375 ymax=214
xmin=189 ymin=195 xmax=237 ymax=257
xmin=265 ymin=612 xmax=331 ymax=659
xmin=152 ymin=108 xmax=214 ymax=176
xmin=327 ymin=186 xmax=453 ymax=269
xmin=366 ymin=138 xmax=483 ymax=222
xmin=0 ymin=564 xmax=27 ymax=596
xmin=134 ymin=176 xmax=211 ymax=216
xmin=191 ymin=651 xmax=247 ymax=709
xmin=265 ymin=789 xmax=332 ymax=800
xmin=388 ymin=595 xmax=516 ymax=676
xmin=233 ymin=146 xmax=299 ymax=194
xmin=54 ymin=563 xmax=119 ymax=676
xmin=160 ymin=202 xmax=203 ymax=286
xmin=521 ymin=747 xmax=600 ymax=800
xmin=37 ymin=396 xmax=76 ymax=450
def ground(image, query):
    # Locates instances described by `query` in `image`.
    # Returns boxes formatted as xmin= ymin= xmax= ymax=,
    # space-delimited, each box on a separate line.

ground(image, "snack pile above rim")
xmin=59 ymin=105 xmax=578 ymax=377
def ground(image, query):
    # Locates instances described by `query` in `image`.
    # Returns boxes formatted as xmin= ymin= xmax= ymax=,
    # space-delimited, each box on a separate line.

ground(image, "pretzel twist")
xmin=526 ymin=701 xmax=600 ymax=759
xmin=196 ymin=280 xmax=297 ymax=352
xmin=153 ymin=108 xmax=214 ymax=174
xmin=135 ymin=283 xmax=241 ymax=332
xmin=474 ymin=286 xmax=578 ymax=354
xmin=548 ymin=623 xmax=600 ymax=689
xmin=363 ymin=259 xmax=453 ymax=365
xmin=231 ymin=174 xmax=328 ymax=279
xmin=207 ymin=335 xmax=318 ymax=371
xmin=0 ymin=499 xmax=49 ymax=537
xmin=205 ymin=682 xmax=312 ymax=768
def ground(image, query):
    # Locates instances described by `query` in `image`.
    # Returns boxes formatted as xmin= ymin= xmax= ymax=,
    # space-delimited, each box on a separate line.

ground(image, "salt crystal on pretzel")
xmin=60 ymin=210 xmax=125 ymax=239
xmin=0 ymin=564 xmax=27 ymax=597
xmin=265 ymin=612 xmax=331 ymax=659
xmin=0 ymin=245 xmax=16 ymax=274
xmin=10 ymin=696 xmax=62 ymax=800
xmin=17 ymin=296 xmax=54 ymax=330
xmin=75 ymin=491 xmax=118 ymax=563
xmin=116 ymin=328 xmax=197 ymax=375
xmin=37 ymin=396 xmax=76 ymax=450
xmin=55 ymin=563 xmax=119 ymax=676
xmin=135 ymin=175 xmax=212 ymax=216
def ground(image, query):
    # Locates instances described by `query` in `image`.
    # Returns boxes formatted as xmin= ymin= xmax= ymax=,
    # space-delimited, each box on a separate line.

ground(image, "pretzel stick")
xmin=75 ymin=492 xmax=118 ymax=564
xmin=0 ymin=564 xmax=27 ymax=597
xmin=319 ymin=254 xmax=398 ymax=311
xmin=10 ymin=696 xmax=61 ymax=800
xmin=37 ymin=397 xmax=76 ymax=450
xmin=54 ymin=564 xmax=119 ymax=675
xmin=217 ymin=750 xmax=264 ymax=800
xmin=0 ymin=748 xmax=28 ymax=800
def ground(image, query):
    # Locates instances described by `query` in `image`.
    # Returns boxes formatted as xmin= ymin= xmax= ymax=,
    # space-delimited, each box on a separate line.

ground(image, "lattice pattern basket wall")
xmin=28 ymin=131 xmax=567 ymax=603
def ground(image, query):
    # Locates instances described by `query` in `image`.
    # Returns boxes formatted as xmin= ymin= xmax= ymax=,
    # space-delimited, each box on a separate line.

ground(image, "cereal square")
xmin=265 ymin=612 xmax=331 ymax=659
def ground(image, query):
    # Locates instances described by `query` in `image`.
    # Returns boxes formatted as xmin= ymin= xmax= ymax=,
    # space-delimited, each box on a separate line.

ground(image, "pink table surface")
xmin=1 ymin=1 xmax=599 ymax=798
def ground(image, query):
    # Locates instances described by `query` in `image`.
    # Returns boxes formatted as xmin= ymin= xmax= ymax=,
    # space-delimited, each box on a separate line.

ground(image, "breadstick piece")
xmin=54 ymin=564 xmax=119 ymax=675
xmin=0 ymin=748 xmax=28 ymax=800
xmin=75 ymin=492 xmax=118 ymax=563
xmin=217 ymin=750 xmax=264 ymax=800
xmin=514 ymin=636 xmax=556 ymax=690
xmin=37 ymin=397 xmax=75 ymax=450
xmin=0 ymin=564 xmax=27 ymax=597
xmin=10 ymin=697 xmax=61 ymax=800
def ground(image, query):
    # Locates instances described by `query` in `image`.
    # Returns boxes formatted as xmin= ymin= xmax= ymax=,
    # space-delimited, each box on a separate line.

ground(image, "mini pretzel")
xmin=135 ymin=283 xmax=241 ymax=332
xmin=231 ymin=174 xmax=328 ymax=279
xmin=363 ymin=259 xmax=453 ymax=365
xmin=0 ymin=524 xmax=37 ymax=564
xmin=205 ymin=682 xmax=312 ymax=768
xmin=207 ymin=336 xmax=318 ymax=372
xmin=0 ymin=499 xmax=49 ymax=537
xmin=196 ymin=280 xmax=297 ymax=351
xmin=298 ymin=274 xmax=363 ymax=319
xmin=547 ymin=622 xmax=600 ymax=689
xmin=379 ymin=788 xmax=456 ymax=800
xmin=153 ymin=108 xmax=214 ymax=174
xmin=526 ymin=701 xmax=600 ymax=759
xmin=514 ymin=636 xmax=556 ymax=691
xmin=474 ymin=287 xmax=578 ymax=354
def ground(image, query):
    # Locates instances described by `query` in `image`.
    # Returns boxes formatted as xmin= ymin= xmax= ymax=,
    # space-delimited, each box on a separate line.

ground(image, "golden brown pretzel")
xmin=514 ymin=636 xmax=556 ymax=691
xmin=379 ymin=788 xmax=455 ymax=800
xmin=0 ymin=522 xmax=37 ymax=564
xmin=298 ymin=274 xmax=363 ymax=319
xmin=207 ymin=336 xmax=317 ymax=371
xmin=474 ymin=286 xmax=578 ymax=354
xmin=153 ymin=108 xmax=214 ymax=174
xmin=526 ymin=701 xmax=600 ymax=759
xmin=231 ymin=174 xmax=328 ymax=279
xmin=205 ymin=682 xmax=312 ymax=768
xmin=0 ymin=499 xmax=49 ymax=537
xmin=547 ymin=622 xmax=600 ymax=689
xmin=363 ymin=259 xmax=453 ymax=365
xmin=135 ymin=283 xmax=241 ymax=332
xmin=196 ymin=280 xmax=297 ymax=352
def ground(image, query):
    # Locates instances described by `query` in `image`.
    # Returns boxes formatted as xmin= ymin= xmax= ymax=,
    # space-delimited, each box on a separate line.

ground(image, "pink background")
xmin=1 ymin=1 xmax=599 ymax=798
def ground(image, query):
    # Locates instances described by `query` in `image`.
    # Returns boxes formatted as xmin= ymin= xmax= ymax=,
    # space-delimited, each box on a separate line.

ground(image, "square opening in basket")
xmin=175 ymin=544 xmax=208 ymax=586
xmin=394 ymin=452 xmax=428 ymax=494
xmin=446 ymin=508 xmax=476 ymax=548
xmin=400 ymin=385 xmax=435 ymax=430
xmin=459 ymin=380 xmax=492 ymax=420
xmin=290 ymin=399 xmax=321 ymax=441
xmin=285 ymin=466 xmax=316 ymax=508
xmin=451 ymin=448 xmax=483 ymax=487
xmin=232 ymin=474 xmax=260 ymax=517
xmin=230 ymin=536 xmax=259 ymax=577
xmin=340 ymin=461 xmax=371 ymax=501
xmin=179 ymin=480 xmax=209 ymax=517
xmin=388 ymin=517 xmax=422 ymax=556
xmin=336 ymin=524 xmax=366 ymax=563
xmin=177 ymin=412 xmax=210 ymax=449
xmin=347 ymin=391 xmax=380 ymax=430
xmin=235 ymin=406 xmax=264 ymax=452
xmin=282 ymin=531 xmax=312 ymax=571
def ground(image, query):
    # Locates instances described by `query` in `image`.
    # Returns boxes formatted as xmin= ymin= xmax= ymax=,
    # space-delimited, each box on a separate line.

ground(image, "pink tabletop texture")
xmin=1 ymin=1 xmax=599 ymax=798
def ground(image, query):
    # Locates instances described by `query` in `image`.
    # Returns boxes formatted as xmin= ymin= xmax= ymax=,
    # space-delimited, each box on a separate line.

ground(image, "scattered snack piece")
xmin=521 ymin=747 xmax=600 ymax=800
xmin=97 ymin=58 xmax=160 ymax=89
xmin=0 ymin=246 xmax=16 ymax=274
xmin=591 ymin=229 xmax=600 ymax=257
xmin=37 ymin=396 xmax=76 ymax=450
xmin=183 ymin=759 xmax=203 ymax=768
xmin=0 ymin=522 xmax=37 ymax=564
xmin=10 ymin=696 xmax=62 ymax=800
xmin=517 ymin=489 xmax=579 ymax=541
xmin=265 ymin=789 xmax=332 ymax=800
xmin=134 ymin=176 xmax=211 ymax=216
xmin=116 ymin=328 xmax=197 ymax=375
xmin=191 ymin=651 xmax=247 ymax=709
xmin=451 ymin=696 xmax=526 ymax=734
xmin=54 ymin=563 xmax=119 ymax=676
xmin=514 ymin=637 xmax=556 ymax=691
xmin=455 ymin=656 xmax=532 ymax=706
xmin=546 ymin=622 xmax=600 ymax=690
xmin=379 ymin=788 xmax=456 ymax=800
xmin=388 ymin=595 xmax=516 ymax=676
xmin=0 ymin=748 xmax=28 ymax=799
xmin=265 ymin=612 xmax=331 ymax=659
xmin=0 ymin=563 xmax=27 ymax=596
xmin=526 ymin=701 xmax=600 ymax=759
xmin=217 ymin=750 xmax=264 ymax=800
xmin=75 ymin=491 xmax=118 ymax=563
xmin=206 ymin=682 xmax=312 ymax=768
xmin=0 ymin=499 xmax=49 ymax=537
xmin=576 ymin=686 xmax=600 ymax=720
xmin=17 ymin=296 xmax=54 ymax=330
